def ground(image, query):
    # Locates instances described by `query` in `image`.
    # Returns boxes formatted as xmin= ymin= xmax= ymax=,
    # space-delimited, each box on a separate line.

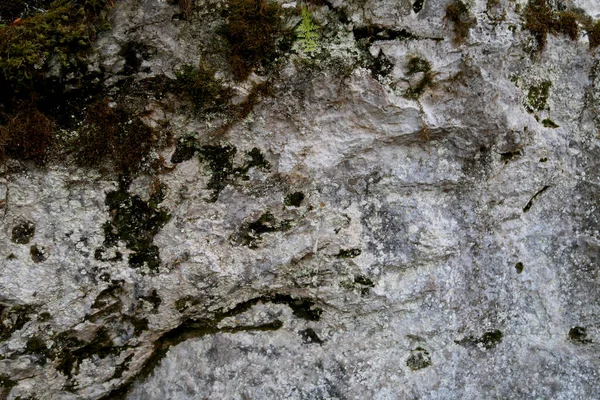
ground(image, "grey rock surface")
xmin=1 ymin=0 xmax=600 ymax=399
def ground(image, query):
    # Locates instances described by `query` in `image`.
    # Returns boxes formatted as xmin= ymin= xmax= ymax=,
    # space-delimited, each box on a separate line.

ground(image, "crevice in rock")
xmin=523 ymin=185 xmax=550 ymax=212
xmin=98 ymin=293 xmax=322 ymax=399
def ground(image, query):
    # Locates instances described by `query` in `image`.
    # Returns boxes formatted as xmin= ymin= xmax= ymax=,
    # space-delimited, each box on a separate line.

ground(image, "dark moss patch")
xmin=342 ymin=274 xmax=374 ymax=295
xmin=404 ymin=56 xmax=433 ymax=99
xmin=456 ymin=329 xmax=503 ymax=350
xmin=407 ymin=347 xmax=431 ymax=370
xmin=0 ymin=0 xmax=54 ymax=24
xmin=222 ymin=0 xmax=286 ymax=80
xmin=98 ymin=178 xmax=170 ymax=272
xmin=367 ymin=50 xmax=394 ymax=81
xmin=500 ymin=150 xmax=521 ymax=161
xmin=542 ymin=118 xmax=559 ymax=128
xmin=170 ymin=136 xmax=199 ymax=164
xmin=173 ymin=143 xmax=269 ymax=196
xmin=515 ymin=262 xmax=524 ymax=274
xmin=140 ymin=290 xmax=162 ymax=313
xmin=284 ymin=192 xmax=305 ymax=207
xmin=37 ymin=312 xmax=51 ymax=322
xmin=174 ymin=63 xmax=234 ymax=114
xmin=299 ymin=328 xmax=325 ymax=345
xmin=112 ymin=353 xmax=134 ymax=380
xmin=0 ymin=105 xmax=54 ymax=165
xmin=0 ymin=304 xmax=35 ymax=341
xmin=56 ymin=327 xmax=117 ymax=379
xmin=413 ymin=0 xmax=425 ymax=14
xmin=353 ymin=25 xmax=415 ymax=45
xmin=198 ymin=144 xmax=237 ymax=201
xmin=236 ymin=211 xmax=292 ymax=248
xmin=98 ymin=293 xmax=320 ymax=400
xmin=568 ymin=326 xmax=590 ymax=343
xmin=119 ymin=41 xmax=153 ymax=76
xmin=72 ymin=100 xmax=160 ymax=175
xmin=525 ymin=81 xmax=551 ymax=113
xmin=590 ymin=20 xmax=600 ymax=49
xmin=29 ymin=244 xmax=47 ymax=263
xmin=336 ymin=248 xmax=362 ymax=258
xmin=524 ymin=0 xmax=581 ymax=51
xmin=445 ymin=0 xmax=476 ymax=44
xmin=11 ymin=220 xmax=35 ymax=244
xmin=25 ymin=336 xmax=49 ymax=362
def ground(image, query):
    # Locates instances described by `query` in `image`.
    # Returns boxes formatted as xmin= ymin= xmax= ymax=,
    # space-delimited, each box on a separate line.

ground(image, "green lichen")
xmin=525 ymin=81 xmax=551 ymax=113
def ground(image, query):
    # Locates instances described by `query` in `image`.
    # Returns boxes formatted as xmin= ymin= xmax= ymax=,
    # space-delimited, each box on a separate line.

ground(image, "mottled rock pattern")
xmin=0 ymin=0 xmax=600 ymax=399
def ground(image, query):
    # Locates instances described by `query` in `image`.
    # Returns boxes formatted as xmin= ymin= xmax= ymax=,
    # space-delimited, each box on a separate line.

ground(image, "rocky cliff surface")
xmin=1 ymin=0 xmax=600 ymax=398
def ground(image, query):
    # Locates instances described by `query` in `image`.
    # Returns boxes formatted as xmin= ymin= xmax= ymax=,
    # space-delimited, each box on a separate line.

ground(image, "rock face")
xmin=1 ymin=0 xmax=600 ymax=399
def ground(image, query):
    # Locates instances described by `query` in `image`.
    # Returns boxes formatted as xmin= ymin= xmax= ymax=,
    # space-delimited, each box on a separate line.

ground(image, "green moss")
xmin=11 ymin=220 xmax=35 ymax=244
xmin=336 ymin=248 xmax=362 ymax=258
xmin=222 ymin=0 xmax=286 ymax=80
xmin=0 ymin=0 xmax=113 ymax=91
xmin=97 ymin=178 xmax=170 ymax=272
xmin=445 ymin=0 xmax=476 ymax=44
xmin=284 ymin=192 xmax=305 ymax=207
xmin=404 ymin=56 xmax=433 ymax=99
xmin=0 ymin=104 xmax=54 ymax=164
xmin=525 ymin=81 xmax=551 ymax=113
xmin=524 ymin=0 xmax=581 ymax=51
xmin=406 ymin=348 xmax=431 ymax=370
xmin=542 ymin=118 xmax=559 ymax=128
xmin=73 ymin=100 xmax=160 ymax=174
xmin=174 ymin=63 xmax=233 ymax=114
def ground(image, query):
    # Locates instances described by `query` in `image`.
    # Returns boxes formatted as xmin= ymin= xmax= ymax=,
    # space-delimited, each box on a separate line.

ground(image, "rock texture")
xmin=1 ymin=0 xmax=600 ymax=399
